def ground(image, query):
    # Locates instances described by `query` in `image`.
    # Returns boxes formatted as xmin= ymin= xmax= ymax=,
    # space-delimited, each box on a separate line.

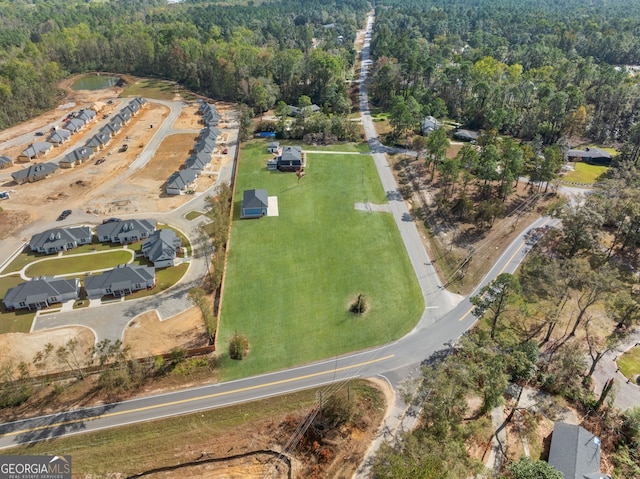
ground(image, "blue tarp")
xmin=257 ymin=132 xmax=276 ymax=137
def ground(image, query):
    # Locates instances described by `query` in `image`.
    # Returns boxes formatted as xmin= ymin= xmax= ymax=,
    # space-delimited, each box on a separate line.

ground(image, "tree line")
xmin=370 ymin=0 xmax=640 ymax=145
xmin=0 ymin=0 xmax=371 ymax=130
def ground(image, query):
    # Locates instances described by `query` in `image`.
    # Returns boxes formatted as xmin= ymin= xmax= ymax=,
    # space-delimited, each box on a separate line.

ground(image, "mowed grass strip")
xmin=618 ymin=346 xmax=640 ymax=380
xmin=25 ymin=250 xmax=134 ymax=277
xmin=218 ymin=140 xmax=423 ymax=380
xmin=562 ymin=161 xmax=609 ymax=184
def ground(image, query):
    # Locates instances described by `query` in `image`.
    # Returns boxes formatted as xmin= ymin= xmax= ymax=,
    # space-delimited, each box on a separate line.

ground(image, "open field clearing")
xmin=217 ymin=140 xmax=423 ymax=380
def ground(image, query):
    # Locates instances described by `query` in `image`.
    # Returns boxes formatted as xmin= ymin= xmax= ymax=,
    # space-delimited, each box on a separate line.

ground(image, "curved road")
xmin=0 ymin=12 xmax=547 ymax=456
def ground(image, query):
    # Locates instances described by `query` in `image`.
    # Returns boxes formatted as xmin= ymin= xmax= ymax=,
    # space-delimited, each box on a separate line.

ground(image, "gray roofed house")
xmin=567 ymin=148 xmax=613 ymax=165
xmin=29 ymin=226 xmax=93 ymax=254
xmin=142 ymin=229 xmax=182 ymax=267
xmin=277 ymin=146 xmax=304 ymax=171
xmin=287 ymin=104 xmax=320 ymax=116
xmin=18 ymin=142 xmax=53 ymax=162
xmin=184 ymin=152 xmax=210 ymax=171
xmin=100 ymin=119 xmax=123 ymax=137
xmin=63 ymin=118 xmax=86 ymax=133
xmin=3 ymin=277 xmax=80 ymax=311
xmin=85 ymin=131 xmax=112 ymax=152
xmin=421 ymin=115 xmax=442 ymax=135
xmin=193 ymin=136 xmax=216 ymax=154
xmin=96 ymin=219 xmax=156 ymax=244
xmin=166 ymin=168 xmax=198 ymax=195
xmin=114 ymin=109 xmax=132 ymax=124
xmin=267 ymin=141 xmax=280 ymax=153
xmin=133 ymin=97 xmax=147 ymax=108
xmin=12 ymin=162 xmax=59 ymax=184
xmin=0 ymin=155 xmax=13 ymax=169
xmin=548 ymin=422 xmax=613 ymax=479
xmin=76 ymin=109 xmax=96 ymax=123
xmin=241 ymin=189 xmax=269 ymax=218
xmin=454 ymin=129 xmax=480 ymax=142
xmin=84 ymin=264 xmax=155 ymax=298
xmin=199 ymin=127 xmax=220 ymax=141
xmin=127 ymin=102 xmax=140 ymax=115
xmin=59 ymin=146 xmax=94 ymax=168
xmin=47 ymin=128 xmax=71 ymax=146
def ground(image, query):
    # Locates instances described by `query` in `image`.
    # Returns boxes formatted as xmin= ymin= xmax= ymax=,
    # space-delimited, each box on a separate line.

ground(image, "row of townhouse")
xmin=165 ymin=104 xmax=221 ymax=195
xmin=2 ymin=264 xmax=156 ymax=311
xmin=29 ymin=220 xmax=182 ymax=267
xmin=10 ymin=98 xmax=148 ymax=184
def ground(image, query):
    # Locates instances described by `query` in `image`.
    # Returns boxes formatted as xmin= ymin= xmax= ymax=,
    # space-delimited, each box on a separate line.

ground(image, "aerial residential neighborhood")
xmin=0 ymin=0 xmax=639 ymax=478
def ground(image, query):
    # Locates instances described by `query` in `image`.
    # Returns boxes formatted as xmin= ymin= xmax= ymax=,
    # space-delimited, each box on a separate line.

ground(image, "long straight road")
xmin=0 ymin=11 xmax=548 ymax=455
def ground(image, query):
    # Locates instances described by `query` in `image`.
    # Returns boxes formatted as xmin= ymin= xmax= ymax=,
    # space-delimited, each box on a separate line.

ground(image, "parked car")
xmin=119 ymin=144 xmax=128 ymax=152
xmin=222 ymin=148 xmax=228 ymax=154
xmin=35 ymin=131 xmax=44 ymax=136
xmin=57 ymin=209 xmax=72 ymax=221
xmin=102 ymin=217 xmax=122 ymax=224
xmin=95 ymin=158 xmax=105 ymax=165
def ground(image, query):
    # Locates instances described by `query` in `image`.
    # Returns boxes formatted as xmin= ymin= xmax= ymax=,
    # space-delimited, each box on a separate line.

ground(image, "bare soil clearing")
xmin=124 ymin=307 xmax=209 ymax=357
xmin=0 ymin=326 xmax=95 ymax=376
xmin=0 ymin=74 xmax=235 ymax=236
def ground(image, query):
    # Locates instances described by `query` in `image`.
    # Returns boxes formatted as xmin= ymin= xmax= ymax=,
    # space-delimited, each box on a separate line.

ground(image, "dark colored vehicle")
xmin=35 ymin=131 xmax=44 ymax=136
xmin=57 ymin=209 xmax=72 ymax=221
xmin=95 ymin=158 xmax=105 ymax=165
xmin=119 ymin=144 xmax=128 ymax=152
xmin=102 ymin=218 xmax=122 ymax=224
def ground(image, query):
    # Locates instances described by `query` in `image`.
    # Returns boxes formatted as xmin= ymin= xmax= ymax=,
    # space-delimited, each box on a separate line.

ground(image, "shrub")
xmin=229 ymin=333 xmax=250 ymax=360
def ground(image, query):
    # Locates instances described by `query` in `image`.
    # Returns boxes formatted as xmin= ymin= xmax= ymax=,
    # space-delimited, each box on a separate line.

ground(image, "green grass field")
xmin=25 ymin=250 xmax=134 ymax=277
xmin=618 ymin=346 xmax=640 ymax=380
xmin=217 ymin=141 xmax=423 ymax=380
xmin=562 ymin=161 xmax=609 ymax=184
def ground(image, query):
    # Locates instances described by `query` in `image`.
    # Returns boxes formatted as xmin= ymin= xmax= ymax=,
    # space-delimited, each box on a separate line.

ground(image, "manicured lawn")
xmin=562 ymin=161 xmax=609 ymax=184
xmin=25 ymin=250 xmax=134 ymax=277
xmin=618 ymin=346 xmax=640 ymax=380
xmin=272 ymin=139 xmax=370 ymax=153
xmin=185 ymin=211 xmax=204 ymax=221
xmin=218 ymin=141 xmax=424 ymax=380
xmin=0 ymin=275 xmax=35 ymax=333
xmin=1 ymin=247 xmax=46 ymax=274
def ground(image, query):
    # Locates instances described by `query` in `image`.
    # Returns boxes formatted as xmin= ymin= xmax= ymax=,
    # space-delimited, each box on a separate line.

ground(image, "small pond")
xmin=71 ymin=74 xmax=119 ymax=91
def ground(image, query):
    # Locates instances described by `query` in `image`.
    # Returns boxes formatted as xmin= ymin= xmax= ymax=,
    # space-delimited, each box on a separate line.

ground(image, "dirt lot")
xmin=0 ymin=74 xmax=236 ymax=236
xmin=124 ymin=307 xmax=209 ymax=357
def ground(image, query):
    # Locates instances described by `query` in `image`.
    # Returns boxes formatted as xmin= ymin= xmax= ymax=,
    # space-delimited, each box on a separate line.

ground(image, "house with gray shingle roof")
xmin=115 ymin=109 xmax=132 ymax=124
xmin=0 ymin=156 xmax=13 ymax=169
xmin=3 ymin=277 xmax=80 ymax=311
xmin=96 ymin=219 xmax=156 ymax=244
xmin=76 ymin=109 xmax=96 ymax=124
xmin=47 ymin=128 xmax=71 ymax=146
xmin=84 ymin=264 xmax=155 ymax=298
xmin=277 ymin=146 xmax=304 ymax=171
xmin=548 ymin=422 xmax=613 ymax=479
xmin=18 ymin=142 xmax=53 ymax=162
xmin=12 ymin=162 xmax=59 ymax=184
xmin=142 ymin=229 xmax=182 ymax=267
xmin=100 ymin=119 xmax=123 ymax=137
xmin=29 ymin=227 xmax=92 ymax=254
xmin=567 ymin=148 xmax=614 ymax=165
xmin=63 ymin=118 xmax=86 ymax=133
xmin=184 ymin=152 xmax=210 ymax=172
xmin=166 ymin=169 xmax=198 ymax=195
xmin=59 ymin=146 xmax=94 ymax=168
xmin=241 ymin=189 xmax=268 ymax=218
xmin=85 ymin=131 xmax=112 ymax=152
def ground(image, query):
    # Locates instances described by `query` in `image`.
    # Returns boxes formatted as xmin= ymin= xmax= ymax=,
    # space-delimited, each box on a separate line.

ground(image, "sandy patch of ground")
xmin=172 ymin=104 xmax=203 ymax=130
xmin=131 ymin=133 xmax=197 ymax=181
xmin=0 ymin=326 xmax=95 ymax=376
xmin=124 ymin=307 xmax=209 ymax=357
